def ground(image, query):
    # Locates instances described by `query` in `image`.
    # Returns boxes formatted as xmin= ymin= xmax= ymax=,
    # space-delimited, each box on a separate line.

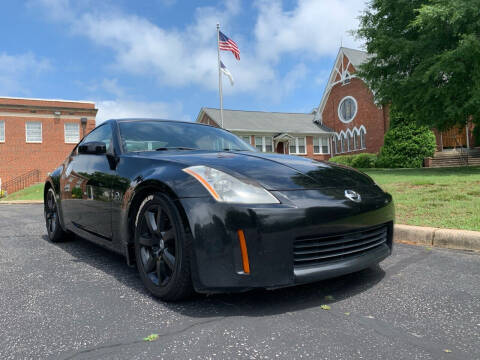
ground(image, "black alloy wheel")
xmin=134 ymin=194 xmax=193 ymax=301
xmin=44 ymin=188 xmax=69 ymax=242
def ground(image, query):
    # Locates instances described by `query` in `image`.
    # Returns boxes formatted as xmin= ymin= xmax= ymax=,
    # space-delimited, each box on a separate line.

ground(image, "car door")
xmin=61 ymin=123 xmax=114 ymax=239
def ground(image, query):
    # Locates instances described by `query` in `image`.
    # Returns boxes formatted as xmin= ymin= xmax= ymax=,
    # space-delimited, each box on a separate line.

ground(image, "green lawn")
xmin=0 ymin=183 xmax=44 ymax=202
xmin=363 ymin=167 xmax=480 ymax=231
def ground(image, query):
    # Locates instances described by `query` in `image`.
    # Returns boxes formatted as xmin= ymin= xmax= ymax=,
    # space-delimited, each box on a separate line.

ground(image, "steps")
xmin=427 ymin=149 xmax=480 ymax=168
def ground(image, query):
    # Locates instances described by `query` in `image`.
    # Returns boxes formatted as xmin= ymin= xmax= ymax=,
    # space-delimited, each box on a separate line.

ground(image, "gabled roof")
xmin=314 ymin=47 xmax=371 ymax=122
xmin=197 ymin=108 xmax=334 ymax=134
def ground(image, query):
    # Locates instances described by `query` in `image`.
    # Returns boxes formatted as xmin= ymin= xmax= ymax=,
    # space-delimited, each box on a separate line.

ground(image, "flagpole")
xmin=216 ymin=23 xmax=224 ymax=128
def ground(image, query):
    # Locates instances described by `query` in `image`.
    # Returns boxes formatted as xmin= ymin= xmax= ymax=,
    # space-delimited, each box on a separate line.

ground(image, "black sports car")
xmin=44 ymin=119 xmax=394 ymax=300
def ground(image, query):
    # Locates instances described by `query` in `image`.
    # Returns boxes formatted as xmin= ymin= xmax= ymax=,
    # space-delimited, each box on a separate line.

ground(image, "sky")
xmin=0 ymin=0 xmax=366 ymax=124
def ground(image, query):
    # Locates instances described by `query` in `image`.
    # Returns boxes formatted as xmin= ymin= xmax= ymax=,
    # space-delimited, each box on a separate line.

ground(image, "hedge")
xmin=329 ymin=153 xmax=378 ymax=168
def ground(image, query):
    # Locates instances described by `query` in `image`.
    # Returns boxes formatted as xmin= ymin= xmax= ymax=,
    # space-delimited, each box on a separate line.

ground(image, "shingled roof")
xmin=197 ymin=108 xmax=334 ymax=134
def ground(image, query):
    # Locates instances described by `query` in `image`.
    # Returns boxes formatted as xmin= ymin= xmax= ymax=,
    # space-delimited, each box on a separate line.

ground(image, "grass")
xmin=0 ymin=183 xmax=44 ymax=201
xmin=363 ymin=167 xmax=480 ymax=231
xmin=2 ymin=166 xmax=479 ymax=231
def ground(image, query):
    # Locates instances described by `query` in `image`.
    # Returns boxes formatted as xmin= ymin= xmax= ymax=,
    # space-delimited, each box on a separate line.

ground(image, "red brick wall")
xmin=0 ymin=98 xmax=96 ymax=186
xmin=321 ymin=77 xmax=388 ymax=155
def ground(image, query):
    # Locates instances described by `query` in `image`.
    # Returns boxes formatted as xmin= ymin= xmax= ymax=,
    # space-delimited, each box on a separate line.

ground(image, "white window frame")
xmin=254 ymin=135 xmax=273 ymax=153
xmin=0 ymin=120 xmax=4 ymax=143
xmin=289 ymin=136 xmax=307 ymax=155
xmin=313 ymin=136 xmax=330 ymax=154
xmin=360 ymin=129 xmax=366 ymax=149
xmin=64 ymin=122 xmax=80 ymax=144
xmin=25 ymin=121 xmax=42 ymax=143
xmin=338 ymin=96 xmax=358 ymax=123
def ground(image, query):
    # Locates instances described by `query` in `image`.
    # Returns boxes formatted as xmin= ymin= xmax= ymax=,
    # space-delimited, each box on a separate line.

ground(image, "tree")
xmin=356 ymin=0 xmax=480 ymax=130
xmin=377 ymin=108 xmax=437 ymax=168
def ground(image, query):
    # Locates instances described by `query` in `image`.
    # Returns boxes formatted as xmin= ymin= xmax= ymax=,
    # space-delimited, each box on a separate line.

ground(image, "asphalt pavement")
xmin=0 ymin=204 xmax=479 ymax=360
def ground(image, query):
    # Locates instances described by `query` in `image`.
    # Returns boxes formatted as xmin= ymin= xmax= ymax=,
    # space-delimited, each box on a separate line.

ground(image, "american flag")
xmin=219 ymin=31 xmax=240 ymax=60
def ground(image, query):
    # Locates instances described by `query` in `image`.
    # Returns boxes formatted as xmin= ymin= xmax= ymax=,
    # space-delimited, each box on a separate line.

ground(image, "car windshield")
xmin=118 ymin=120 xmax=255 ymax=153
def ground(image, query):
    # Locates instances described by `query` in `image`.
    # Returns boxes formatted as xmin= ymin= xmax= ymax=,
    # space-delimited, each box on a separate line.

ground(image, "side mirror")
xmin=78 ymin=141 xmax=107 ymax=155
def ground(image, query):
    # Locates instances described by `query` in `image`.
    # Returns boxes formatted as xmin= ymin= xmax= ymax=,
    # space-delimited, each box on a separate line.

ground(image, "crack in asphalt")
xmin=60 ymin=317 xmax=225 ymax=360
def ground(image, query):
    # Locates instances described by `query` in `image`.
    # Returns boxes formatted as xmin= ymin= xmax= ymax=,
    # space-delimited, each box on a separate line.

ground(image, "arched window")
xmin=354 ymin=132 xmax=359 ymax=150
xmin=341 ymin=134 xmax=346 ymax=153
xmin=360 ymin=128 xmax=366 ymax=149
xmin=347 ymin=133 xmax=351 ymax=152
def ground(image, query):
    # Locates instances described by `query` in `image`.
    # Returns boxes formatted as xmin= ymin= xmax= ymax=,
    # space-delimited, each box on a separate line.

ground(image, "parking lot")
xmin=0 ymin=204 xmax=479 ymax=359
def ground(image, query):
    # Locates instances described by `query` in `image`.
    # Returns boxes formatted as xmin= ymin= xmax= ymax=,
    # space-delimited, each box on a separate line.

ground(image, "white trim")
xmin=0 ymin=112 xmax=95 ymax=120
xmin=0 ymin=96 xmax=95 ymax=104
xmin=338 ymin=96 xmax=358 ymax=123
xmin=289 ymin=136 xmax=307 ymax=155
xmin=25 ymin=121 xmax=42 ymax=143
xmin=0 ymin=120 xmax=4 ymax=143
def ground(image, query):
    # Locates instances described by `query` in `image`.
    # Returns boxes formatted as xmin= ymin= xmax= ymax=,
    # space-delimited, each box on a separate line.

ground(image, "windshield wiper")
xmin=222 ymin=148 xmax=250 ymax=152
xmin=155 ymin=147 xmax=198 ymax=151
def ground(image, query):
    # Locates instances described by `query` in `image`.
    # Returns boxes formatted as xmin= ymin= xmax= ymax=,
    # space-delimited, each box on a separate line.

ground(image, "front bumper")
xmin=179 ymin=188 xmax=394 ymax=293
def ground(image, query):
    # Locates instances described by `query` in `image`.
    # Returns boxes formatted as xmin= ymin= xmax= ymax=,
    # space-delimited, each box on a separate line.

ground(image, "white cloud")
xmin=0 ymin=52 xmax=51 ymax=94
xmin=31 ymin=0 xmax=364 ymax=103
xmin=95 ymin=99 xmax=188 ymax=124
xmin=254 ymin=0 xmax=364 ymax=61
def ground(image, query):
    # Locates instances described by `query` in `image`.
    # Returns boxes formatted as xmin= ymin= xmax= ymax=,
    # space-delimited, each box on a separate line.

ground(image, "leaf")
xmin=143 ymin=334 xmax=159 ymax=342
xmin=324 ymin=295 xmax=335 ymax=301
xmin=320 ymin=305 xmax=331 ymax=310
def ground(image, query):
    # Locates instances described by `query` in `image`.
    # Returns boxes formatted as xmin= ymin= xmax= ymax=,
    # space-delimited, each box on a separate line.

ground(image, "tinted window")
xmin=79 ymin=124 xmax=113 ymax=152
xmin=118 ymin=121 xmax=255 ymax=153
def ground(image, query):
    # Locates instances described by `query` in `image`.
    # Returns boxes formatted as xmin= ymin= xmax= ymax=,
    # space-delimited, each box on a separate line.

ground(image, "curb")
xmin=394 ymin=224 xmax=480 ymax=252
xmin=0 ymin=200 xmax=44 ymax=204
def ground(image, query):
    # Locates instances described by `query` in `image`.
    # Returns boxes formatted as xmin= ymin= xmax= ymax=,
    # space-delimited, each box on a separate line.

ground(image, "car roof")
xmin=109 ymin=118 xmax=207 ymax=126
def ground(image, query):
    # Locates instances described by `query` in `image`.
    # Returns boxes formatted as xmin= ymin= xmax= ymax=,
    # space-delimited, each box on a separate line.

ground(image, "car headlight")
xmin=183 ymin=165 xmax=279 ymax=204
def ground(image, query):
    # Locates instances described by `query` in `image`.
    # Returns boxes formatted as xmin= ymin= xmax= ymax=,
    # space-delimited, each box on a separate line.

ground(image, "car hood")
xmin=132 ymin=150 xmax=376 ymax=191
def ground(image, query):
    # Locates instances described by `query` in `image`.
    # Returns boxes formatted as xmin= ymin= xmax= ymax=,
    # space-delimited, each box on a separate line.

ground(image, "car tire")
xmin=134 ymin=193 xmax=193 ymax=301
xmin=44 ymin=187 xmax=71 ymax=243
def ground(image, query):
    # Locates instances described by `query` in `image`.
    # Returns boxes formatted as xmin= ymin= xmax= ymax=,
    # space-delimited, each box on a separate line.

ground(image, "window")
xmin=338 ymin=96 xmax=357 ymax=123
xmin=241 ymin=135 xmax=251 ymax=145
xmin=313 ymin=137 xmax=329 ymax=154
xmin=354 ymin=132 xmax=359 ymax=150
xmin=343 ymin=73 xmax=351 ymax=85
xmin=347 ymin=133 xmax=352 ymax=152
xmin=119 ymin=121 xmax=252 ymax=153
xmin=26 ymin=122 xmax=42 ymax=143
xmin=340 ymin=134 xmax=346 ymax=153
xmin=65 ymin=123 xmax=80 ymax=144
xmin=255 ymin=136 xmax=263 ymax=151
xmin=254 ymin=136 xmax=273 ymax=152
xmin=0 ymin=120 xmax=4 ymax=142
xmin=79 ymin=123 xmax=112 ymax=153
xmin=265 ymin=137 xmax=273 ymax=152
xmin=289 ymin=137 xmax=307 ymax=155
xmin=360 ymin=128 xmax=366 ymax=149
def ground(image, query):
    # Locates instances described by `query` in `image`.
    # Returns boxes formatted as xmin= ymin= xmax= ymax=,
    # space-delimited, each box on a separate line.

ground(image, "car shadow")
xmin=44 ymin=234 xmax=386 ymax=318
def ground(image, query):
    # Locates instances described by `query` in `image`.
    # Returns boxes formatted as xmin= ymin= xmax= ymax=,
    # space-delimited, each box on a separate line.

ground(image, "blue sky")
xmin=0 ymin=0 xmax=365 ymax=124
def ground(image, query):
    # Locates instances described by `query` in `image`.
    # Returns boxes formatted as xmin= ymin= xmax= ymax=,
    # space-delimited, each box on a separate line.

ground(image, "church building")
xmin=197 ymin=47 xmax=474 ymax=161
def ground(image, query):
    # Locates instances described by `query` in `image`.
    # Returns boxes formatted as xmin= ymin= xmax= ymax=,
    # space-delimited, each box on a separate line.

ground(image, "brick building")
xmin=0 ymin=97 xmax=97 ymax=193
xmin=315 ymin=47 xmax=390 ymax=156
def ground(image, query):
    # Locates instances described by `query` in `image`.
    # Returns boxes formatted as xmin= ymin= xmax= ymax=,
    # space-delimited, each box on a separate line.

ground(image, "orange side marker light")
xmin=237 ymin=230 xmax=250 ymax=274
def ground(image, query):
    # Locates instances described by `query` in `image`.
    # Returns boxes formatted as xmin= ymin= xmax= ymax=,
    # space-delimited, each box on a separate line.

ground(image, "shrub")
xmin=377 ymin=118 xmax=436 ymax=168
xmin=329 ymin=153 xmax=378 ymax=168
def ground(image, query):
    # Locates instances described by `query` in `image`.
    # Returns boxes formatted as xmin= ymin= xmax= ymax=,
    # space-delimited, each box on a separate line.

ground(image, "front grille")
xmin=293 ymin=224 xmax=389 ymax=267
